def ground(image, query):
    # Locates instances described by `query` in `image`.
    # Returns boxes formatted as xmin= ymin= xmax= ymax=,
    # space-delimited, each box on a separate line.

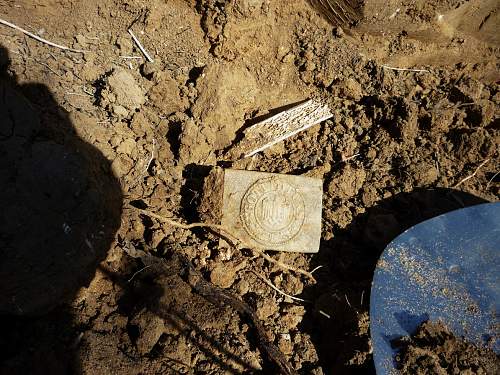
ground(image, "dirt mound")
xmin=0 ymin=0 xmax=498 ymax=373
xmin=394 ymin=321 xmax=500 ymax=374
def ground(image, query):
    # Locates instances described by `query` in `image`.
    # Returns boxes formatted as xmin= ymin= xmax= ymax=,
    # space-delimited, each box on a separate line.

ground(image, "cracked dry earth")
xmin=0 ymin=0 xmax=498 ymax=374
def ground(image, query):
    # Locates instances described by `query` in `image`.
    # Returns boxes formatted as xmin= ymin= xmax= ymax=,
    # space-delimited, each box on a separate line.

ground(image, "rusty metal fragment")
xmin=228 ymin=99 xmax=333 ymax=160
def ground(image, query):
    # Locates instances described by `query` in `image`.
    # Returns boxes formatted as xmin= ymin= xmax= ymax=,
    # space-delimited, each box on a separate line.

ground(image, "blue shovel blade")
xmin=370 ymin=202 xmax=500 ymax=374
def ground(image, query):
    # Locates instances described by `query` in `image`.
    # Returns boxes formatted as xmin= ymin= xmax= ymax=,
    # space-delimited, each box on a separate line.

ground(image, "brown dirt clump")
xmin=198 ymin=166 xmax=224 ymax=224
xmin=394 ymin=321 xmax=500 ymax=375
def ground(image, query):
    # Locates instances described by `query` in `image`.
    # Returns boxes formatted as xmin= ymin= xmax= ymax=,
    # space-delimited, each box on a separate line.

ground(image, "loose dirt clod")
xmin=99 ymin=69 xmax=146 ymax=118
xmin=210 ymin=261 xmax=246 ymax=289
xmin=394 ymin=321 xmax=500 ymax=375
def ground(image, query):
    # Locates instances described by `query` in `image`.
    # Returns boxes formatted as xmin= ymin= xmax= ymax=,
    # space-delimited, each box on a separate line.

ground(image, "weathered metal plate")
xmin=222 ymin=169 xmax=323 ymax=253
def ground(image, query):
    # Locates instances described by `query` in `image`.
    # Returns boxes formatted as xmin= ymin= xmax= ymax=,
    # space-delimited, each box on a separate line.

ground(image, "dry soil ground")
xmin=0 ymin=0 xmax=498 ymax=374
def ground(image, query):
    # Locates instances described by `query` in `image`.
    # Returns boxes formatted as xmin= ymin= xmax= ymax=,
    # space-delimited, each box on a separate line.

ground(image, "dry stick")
xmin=127 ymin=265 xmax=151 ymax=282
xmin=345 ymin=294 xmax=352 ymax=308
xmin=82 ymin=86 xmax=94 ymax=96
xmin=310 ymin=265 xmax=324 ymax=274
xmin=454 ymin=159 xmax=490 ymax=188
xmin=486 ymin=170 xmax=500 ymax=189
xmin=0 ymin=17 xmax=88 ymax=53
xmin=128 ymin=29 xmax=154 ymax=63
xmin=342 ymin=153 xmax=360 ymax=162
xmin=381 ymin=64 xmax=429 ymax=73
xmin=65 ymin=92 xmax=90 ymax=97
xmin=136 ymin=208 xmax=315 ymax=281
xmin=318 ymin=310 xmax=331 ymax=319
xmin=251 ymin=271 xmax=310 ymax=304
xmin=70 ymin=332 xmax=84 ymax=349
xmin=27 ymin=56 xmax=62 ymax=76
xmin=144 ymin=138 xmax=156 ymax=173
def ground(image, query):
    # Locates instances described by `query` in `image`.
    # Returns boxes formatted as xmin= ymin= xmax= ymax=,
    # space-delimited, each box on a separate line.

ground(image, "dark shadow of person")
xmin=0 ymin=46 xmax=122 ymax=373
xmin=299 ymin=188 xmax=488 ymax=375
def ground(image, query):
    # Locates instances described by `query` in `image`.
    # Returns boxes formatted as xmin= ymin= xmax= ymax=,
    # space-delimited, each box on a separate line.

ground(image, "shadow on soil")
xmin=0 ymin=45 xmax=281 ymax=375
xmin=99 ymin=256 xmax=262 ymax=374
xmin=300 ymin=187 xmax=488 ymax=374
xmin=0 ymin=41 xmax=492 ymax=374
xmin=0 ymin=45 xmax=122 ymax=373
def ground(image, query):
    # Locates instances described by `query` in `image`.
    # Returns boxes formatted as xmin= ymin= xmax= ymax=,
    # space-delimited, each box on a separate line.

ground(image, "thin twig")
xmin=310 ymin=265 xmax=324 ymax=274
xmin=23 ymin=34 xmax=31 ymax=55
xmin=120 ymin=55 xmax=143 ymax=59
xmin=486 ymin=170 xmax=500 ymax=189
xmin=127 ymin=265 xmax=152 ymax=282
xmin=456 ymin=102 xmax=475 ymax=108
xmin=128 ymin=29 xmax=153 ymax=62
xmin=318 ymin=310 xmax=331 ymax=319
xmin=28 ymin=57 xmax=62 ymax=76
xmin=454 ymin=159 xmax=490 ymax=188
xmin=82 ymin=86 xmax=94 ymax=96
xmin=70 ymin=332 xmax=84 ymax=349
xmin=382 ymin=64 xmax=429 ymax=73
xmin=342 ymin=153 xmax=360 ymax=162
xmin=251 ymin=271 xmax=309 ymax=303
xmin=135 ymin=208 xmax=315 ymax=281
xmin=345 ymin=294 xmax=352 ymax=308
xmin=0 ymin=17 xmax=88 ymax=53
xmin=65 ymin=92 xmax=89 ymax=97
xmin=144 ymin=138 xmax=156 ymax=173
xmin=389 ymin=8 xmax=401 ymax=19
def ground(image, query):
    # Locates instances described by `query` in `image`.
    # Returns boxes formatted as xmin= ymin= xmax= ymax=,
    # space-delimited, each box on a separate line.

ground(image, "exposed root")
xmin=251 ymin=270 xmax=310 ymax=303
xmin=135 ymin=208 xmax=316 ymax=281
xmin=381 ymin=64 xmax=429 ymax=73
xmin=454 ymin=159 xmax=490 ymax=188
xmin=128 ymin=28 xmax=154 ymax=63
xmin=486 ymin=170 xmax=500 ymax=189
xmin=0 ymin=17 xmax=88 ymax=53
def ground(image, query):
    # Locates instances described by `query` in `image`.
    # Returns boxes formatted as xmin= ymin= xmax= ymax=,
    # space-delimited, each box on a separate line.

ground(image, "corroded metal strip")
xmin=229 ymin=99 xmax=332 ymax=159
